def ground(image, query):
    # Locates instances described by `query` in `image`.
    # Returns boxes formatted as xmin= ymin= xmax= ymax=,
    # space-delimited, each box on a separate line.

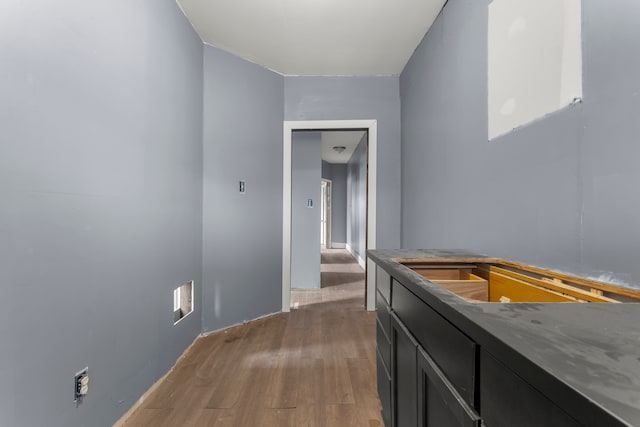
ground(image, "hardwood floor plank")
xmin=259 ymin=408 xmax=298 ymax=427
xmin=122 ymin=248 xmax=382 ymax=427
xmin=326 ymin=404 xmax=360 ymax=426
xmin=297 ymin=358 xmax=325 ymax=405
xmin=206 ymin=317 xmax=284 ymax=409
xmin=123 ymin=408 xmax=173 ymax=427
xmin=185 ymin=408 xmax=225 ymax=426
xmin=295 ymin=405 xmax=326 ymax=427
xmin=323 ymin=356 xmax=356 ymax=405
xmin=300 ymin=311 xmax=324 ymax=359
xmin=265 ymin=314 xmax=305 ymax=409
xmin=160 ymin=385 xmax=218 ymax=426
xmin=199 ymin=408 xmax=238 ymax=427
xmin=347 ymin=358 xmax=384 ymax=425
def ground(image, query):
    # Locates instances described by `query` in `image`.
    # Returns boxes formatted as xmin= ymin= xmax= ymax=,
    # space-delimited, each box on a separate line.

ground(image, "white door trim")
xmin=321 ymin=178 xmax=332 ymax=248
xmin=282 ymin=120 xmax=377 ymax=312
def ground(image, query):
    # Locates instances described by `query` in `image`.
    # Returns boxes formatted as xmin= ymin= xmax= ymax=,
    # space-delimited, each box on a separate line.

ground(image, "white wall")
xmin=488 ymin=0 xmax=582 ymax=139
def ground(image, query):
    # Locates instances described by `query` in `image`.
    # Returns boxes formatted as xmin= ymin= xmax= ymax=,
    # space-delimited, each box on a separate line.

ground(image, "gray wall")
xmin=321 ymin=161 xmax=348 ymax=246
xmin=284 ymin=77 xmax=402 ymax=250
xmin=202 ymin=45 xmax=284 ymax=332
xmin=347 ymin=137 xmax=368 ymax=262
xmin=401 ymin=0 xmax=640 ymax=287
xmin=0 ymin=1 xmax=204 ymax=425
xmin=322 ymin=160 xmax=333 ymax=181
xmin=292 ymin=132 xmax=321 ymax=288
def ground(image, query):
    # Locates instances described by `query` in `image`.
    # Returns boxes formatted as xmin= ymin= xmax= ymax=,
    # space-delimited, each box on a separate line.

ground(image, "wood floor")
xmin=121 ymin=248 xmax=382 ymax=426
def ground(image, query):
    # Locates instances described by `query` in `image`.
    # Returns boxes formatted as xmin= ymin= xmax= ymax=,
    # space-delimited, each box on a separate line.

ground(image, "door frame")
xmin=321 ymin=178 xmax=332 ymax=248
xmin=282 ymin=120 xmax=377 ymax=312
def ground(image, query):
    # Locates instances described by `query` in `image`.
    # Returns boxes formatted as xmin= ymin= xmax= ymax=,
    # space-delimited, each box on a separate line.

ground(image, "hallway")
xmin=291 ymin=247 xmax=367 ymax=307
xmin=121 ymin=249 xmax=381 ymax=426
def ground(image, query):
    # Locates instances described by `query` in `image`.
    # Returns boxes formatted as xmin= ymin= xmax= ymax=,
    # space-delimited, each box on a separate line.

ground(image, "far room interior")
xmin=290 ymin=129 xmax=368 ymax=309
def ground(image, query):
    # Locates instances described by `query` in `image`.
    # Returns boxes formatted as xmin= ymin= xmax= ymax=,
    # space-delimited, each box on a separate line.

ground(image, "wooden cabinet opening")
xmin=400 ymin=261 xmax=640 ymax=304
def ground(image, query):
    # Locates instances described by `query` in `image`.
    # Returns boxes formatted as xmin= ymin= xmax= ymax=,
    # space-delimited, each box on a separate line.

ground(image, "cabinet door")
xmin=377 ymin=348 xmax=392 ymax=427
xmin=391 ymin=312 xmax=418 ymax=427
xmin=393 ymin=281 xmax=476 ymax=406
xmin=377 ymin=321 xmax=392 ymax=374
xmin=417 ymin=347 xmax=481 ymax=427
xmin=480 ymin=350 xmax=580 ymax=427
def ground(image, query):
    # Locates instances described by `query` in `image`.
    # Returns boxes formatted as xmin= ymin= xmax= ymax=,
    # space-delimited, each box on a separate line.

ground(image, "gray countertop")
xmin=368 ymin=249 xmax=640 ymax=426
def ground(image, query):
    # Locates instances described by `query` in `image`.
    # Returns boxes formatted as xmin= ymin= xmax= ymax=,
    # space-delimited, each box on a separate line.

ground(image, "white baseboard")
xmin=330 ymin=242 xmax=346 ymax=249
xmin=346 ymin=243 xmax=366 ymax=269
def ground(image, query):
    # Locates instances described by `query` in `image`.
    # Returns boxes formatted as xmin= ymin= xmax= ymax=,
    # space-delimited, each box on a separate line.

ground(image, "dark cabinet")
xmin=392 ymin=280 xmax=477 ymax=407
xmin=418 ymin=346 xmax=481 ymax=427
xmin=376 ymin=266 xmax=394 ymax=426
xmin=377 ymin=321 xmax=391 ymax=376
xmin=377 ymin=347 xmax=392 ymax=427
xmin=377 ymin=266 xmax=392 ymax=304
xmin=376 ymin=290 xmax=392 ymax=337
xmin=388 ymin=311 xmax=482 ymax=427
xmin=371 ymin=253 xmax=639 ymax=427
xmin=480 ymin=350 xmax=580 ymax=427
xmin=378 ymin=272 xmax=481 ymax=427
xmin=391 ymin=312 xmax=418 ymax=427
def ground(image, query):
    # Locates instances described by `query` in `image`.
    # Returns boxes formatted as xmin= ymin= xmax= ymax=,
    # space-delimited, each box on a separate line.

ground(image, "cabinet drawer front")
xmin=377 ymin=266 xmax=392 ymax=304
xmin=418 ymin=347 xmax=481 ymax=427
xmin=392 ymin=280 xmax=476 ymax=406
xmin=376 ymin=348 xmax=392 ymax=427
xmin=480 ymin=350 xmax=580 ymax=427
xmin=391 ymin=312 xmax=419 ymax=427
xmin=376 ymin=320 xmax=391 ymax=373
xmin=376 ymin=290 xmax=392 ymax=338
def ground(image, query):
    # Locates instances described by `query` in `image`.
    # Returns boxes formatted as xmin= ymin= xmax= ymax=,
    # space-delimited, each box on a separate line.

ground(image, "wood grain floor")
xmin=121 ymin=248 xmax=382 ymax=427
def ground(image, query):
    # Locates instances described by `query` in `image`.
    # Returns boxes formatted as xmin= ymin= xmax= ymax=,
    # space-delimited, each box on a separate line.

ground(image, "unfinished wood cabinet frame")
xmin=398 ymin=258 xmax=640 ymax=304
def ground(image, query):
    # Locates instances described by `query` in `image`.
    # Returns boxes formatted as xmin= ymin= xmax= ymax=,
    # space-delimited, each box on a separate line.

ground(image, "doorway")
xmin=282 ymin=120 xmax=378 ymax=312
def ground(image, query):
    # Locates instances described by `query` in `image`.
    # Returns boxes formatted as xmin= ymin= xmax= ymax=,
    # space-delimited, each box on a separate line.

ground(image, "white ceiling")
xmin=177 ymin=0 xmax=447 ymax=76
xmin=321 ymin=131 xmax=366 ymax=164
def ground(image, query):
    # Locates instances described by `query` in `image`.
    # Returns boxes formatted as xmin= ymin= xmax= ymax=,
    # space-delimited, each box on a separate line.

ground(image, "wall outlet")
xmin=74 ymin=367 xmax=89 ymax=401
